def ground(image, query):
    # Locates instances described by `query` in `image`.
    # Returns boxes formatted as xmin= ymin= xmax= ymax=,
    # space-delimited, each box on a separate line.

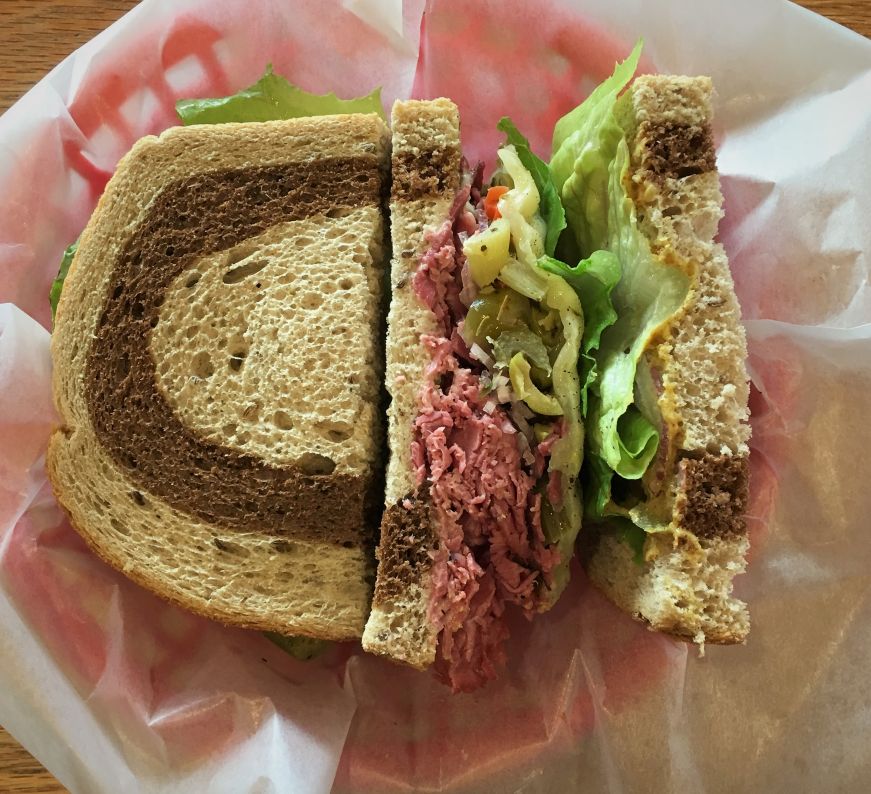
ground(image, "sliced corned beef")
xmin=410 ymin=188 xmax=560 ymax=692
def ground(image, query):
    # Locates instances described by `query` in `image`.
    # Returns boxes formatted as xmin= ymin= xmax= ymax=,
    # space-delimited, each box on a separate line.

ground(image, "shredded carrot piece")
xmin=483 ymin=185 xmax=510 ymax=220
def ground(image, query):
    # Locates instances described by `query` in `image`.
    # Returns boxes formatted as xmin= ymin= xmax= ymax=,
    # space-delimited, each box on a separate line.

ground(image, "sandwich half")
xmin=365 ymin=51 xmax=751 ymax=687
xmin=48 ymin=114 xmax=390 ymax=640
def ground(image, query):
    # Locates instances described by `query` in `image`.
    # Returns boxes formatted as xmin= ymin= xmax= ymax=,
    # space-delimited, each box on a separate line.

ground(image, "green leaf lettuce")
xmin=550 ymin=41 xmax=641 ymax=257
xmin=548 ymin=41 xmax=690 ymax=531
xmin=587 ymin=140 xmax=688 ymax=482
xmin=264 ymin=632 xmax=330 ymax=661
xmin=176 ymin=65 xmax=385 ymax=125
xmin=50 ymin=241 xmax=78 ymax=323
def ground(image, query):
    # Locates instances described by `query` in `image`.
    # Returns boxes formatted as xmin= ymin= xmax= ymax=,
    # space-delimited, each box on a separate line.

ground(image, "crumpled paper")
xmin=0 ymin=0 xmax=869 ymax=791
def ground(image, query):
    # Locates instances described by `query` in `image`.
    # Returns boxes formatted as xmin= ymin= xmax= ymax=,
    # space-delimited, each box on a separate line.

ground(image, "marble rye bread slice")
xmin=583 ymin=76 xmax=752 ymax=644
xmin=361 ymin=99 xmax=461 ymax=669
xmin=48 ymin=115 xmax=390 ymax=641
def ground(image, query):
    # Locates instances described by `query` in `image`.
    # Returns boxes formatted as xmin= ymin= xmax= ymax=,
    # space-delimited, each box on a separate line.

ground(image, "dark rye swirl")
xmin=48 ymin=116 xmax=390 ymax=640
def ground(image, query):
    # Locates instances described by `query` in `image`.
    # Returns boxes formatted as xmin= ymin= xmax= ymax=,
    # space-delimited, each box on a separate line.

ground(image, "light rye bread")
xmin=48 ymin=115 xmax=390 ymax=641
xmin=585 ymin=76 xmax=752 ymax=644
xmin=361 ymin=99 xmax=461 ymax=668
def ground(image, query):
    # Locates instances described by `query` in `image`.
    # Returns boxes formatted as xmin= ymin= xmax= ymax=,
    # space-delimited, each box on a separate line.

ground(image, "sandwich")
xmin=363 ymin=44 xmax=750 ymax=690
xmin=47 ymin=112 xmax=391 ymax=641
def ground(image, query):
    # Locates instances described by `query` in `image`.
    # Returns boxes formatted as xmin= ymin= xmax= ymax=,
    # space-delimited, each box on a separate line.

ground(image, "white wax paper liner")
xmin=0 ymin=0 xmax=869 ymax=791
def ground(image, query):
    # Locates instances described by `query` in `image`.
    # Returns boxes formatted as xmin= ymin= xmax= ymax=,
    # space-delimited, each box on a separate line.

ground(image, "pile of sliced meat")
xmin=410 ymin=174 xmax=560 ymax=692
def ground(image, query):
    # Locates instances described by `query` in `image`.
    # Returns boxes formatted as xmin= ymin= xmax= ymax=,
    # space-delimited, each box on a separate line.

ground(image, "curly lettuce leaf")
xmin=176 ymin=65 xmax=385 ymax=125
xmin=547 ymin=41 xmax=692 ymax=562
xmin=612 ymin=406 xmax=660 ymax=478
xmin=550 ymin=41 xmax=642 ymax=256
xmin=50 ymin=241 xmax=78 ymax=323
xmin=497 ymin=117 xmax=565 ymax=256
xmin=548 ymin=40 xmax=686 ymax=486
xmin=586 ymin=140 xmax=688 ymax=480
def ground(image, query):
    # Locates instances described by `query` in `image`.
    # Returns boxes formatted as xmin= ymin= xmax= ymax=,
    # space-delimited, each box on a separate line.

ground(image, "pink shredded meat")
xmin=410 ymin=179 xmax=560 ymax=693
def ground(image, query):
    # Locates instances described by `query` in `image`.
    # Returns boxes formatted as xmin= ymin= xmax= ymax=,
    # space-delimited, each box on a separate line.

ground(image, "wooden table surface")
xmin=0 ymin=0 xmax=867 ymax=791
